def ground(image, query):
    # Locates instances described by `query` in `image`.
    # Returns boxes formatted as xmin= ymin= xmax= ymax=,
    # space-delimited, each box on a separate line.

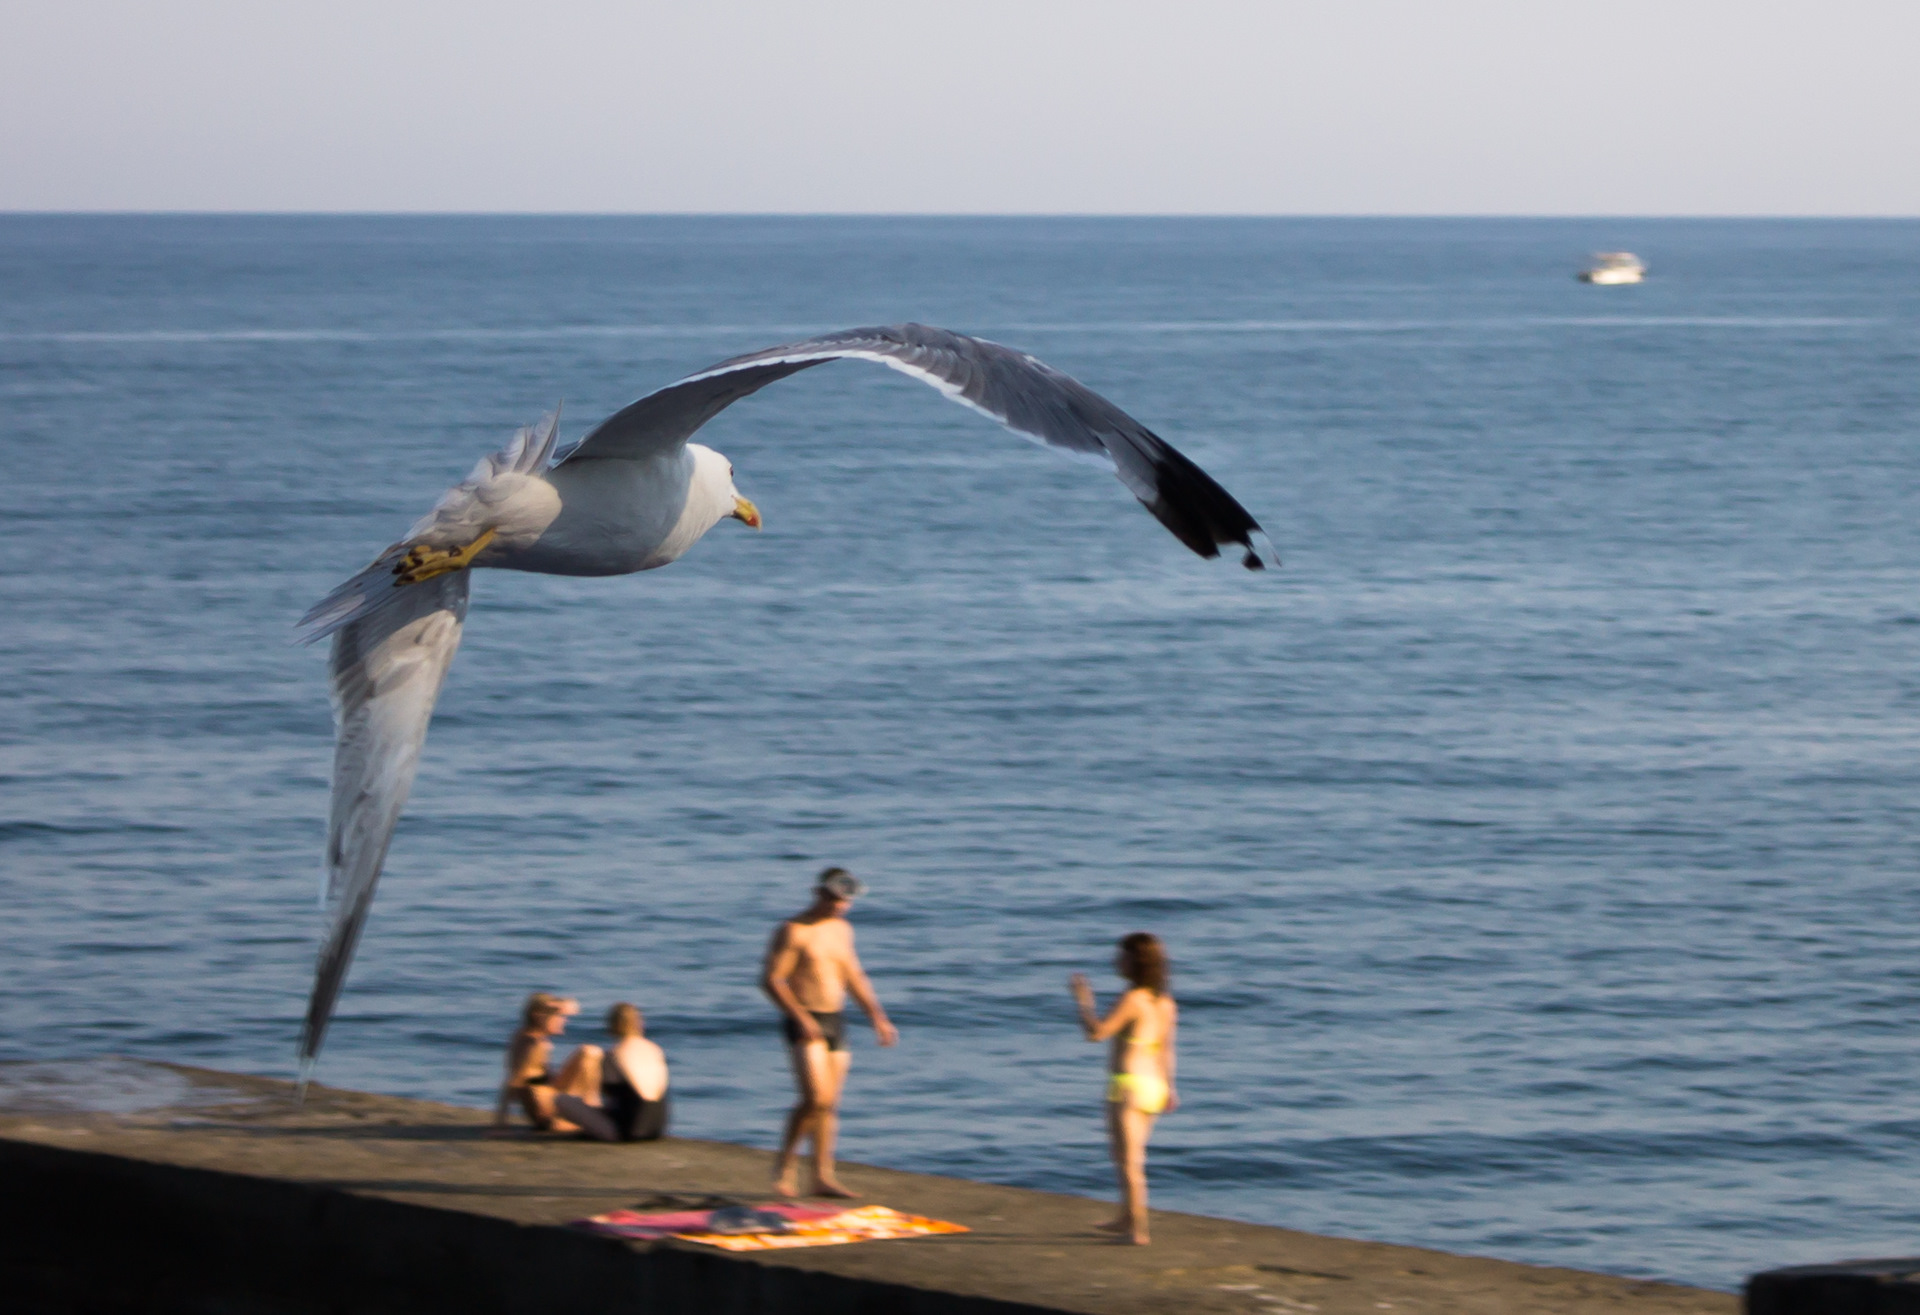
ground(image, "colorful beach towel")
xmin=576 ymin=1202 xmax=969 ymax=1250
xmin=576 ymin=1202 xmax=841 ymax=1241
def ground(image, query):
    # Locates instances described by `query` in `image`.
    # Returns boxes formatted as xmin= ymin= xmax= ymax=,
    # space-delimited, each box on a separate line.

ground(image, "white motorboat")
xmin=1578 ymin=252 xmax=1646 ymax=284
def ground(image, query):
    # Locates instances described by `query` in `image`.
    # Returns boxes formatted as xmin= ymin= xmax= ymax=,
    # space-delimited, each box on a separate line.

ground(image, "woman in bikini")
xmin=553 ymin=1002 xmax=672 ymax=1143
xmin=491 ymin=992 xmax=589 ymax=1133
xmin=1071 ymin=932 xmax=1178 ymax=1245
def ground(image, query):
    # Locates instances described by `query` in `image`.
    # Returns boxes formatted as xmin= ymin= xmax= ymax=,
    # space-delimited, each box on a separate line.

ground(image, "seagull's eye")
xmin=728 ymin=464 xmax=735 ymax=477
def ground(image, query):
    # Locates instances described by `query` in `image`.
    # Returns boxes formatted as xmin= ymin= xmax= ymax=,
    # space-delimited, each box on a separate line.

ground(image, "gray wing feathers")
xmin=563 ymin=324 xmax=1270 ymax=568
xmin=295 ymin=546 xmax=414 ymax=645
xmin=299 ymin=570 xmax=469 ymax=1065
xmin=561 ymin=361 xmax=821 ymax=463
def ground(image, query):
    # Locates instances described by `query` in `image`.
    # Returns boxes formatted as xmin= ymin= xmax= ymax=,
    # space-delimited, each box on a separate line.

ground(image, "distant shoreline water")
xmin=4 ymin=215 xmax=1919 ymax=1290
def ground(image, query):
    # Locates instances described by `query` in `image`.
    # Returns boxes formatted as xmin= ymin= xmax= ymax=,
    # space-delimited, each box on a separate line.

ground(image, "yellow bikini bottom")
xmin=1106 ymin=1072 xmax=1170 ymax=1115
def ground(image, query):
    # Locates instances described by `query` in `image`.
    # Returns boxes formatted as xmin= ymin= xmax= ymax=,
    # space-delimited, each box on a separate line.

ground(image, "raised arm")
xmin=1070 ymin=974 xmax=1143 ymax=1042
xmin=760 ymin=923 xmax=822 ymax=1043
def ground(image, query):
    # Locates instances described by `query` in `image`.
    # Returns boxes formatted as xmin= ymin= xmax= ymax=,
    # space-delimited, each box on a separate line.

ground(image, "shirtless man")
xmin=761 ymin=868 xmax=898 ymax=1197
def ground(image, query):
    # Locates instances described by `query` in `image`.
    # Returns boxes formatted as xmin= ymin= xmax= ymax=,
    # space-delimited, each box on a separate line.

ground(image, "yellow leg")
xmin=392 ymin=527 xmax=497 ymax=585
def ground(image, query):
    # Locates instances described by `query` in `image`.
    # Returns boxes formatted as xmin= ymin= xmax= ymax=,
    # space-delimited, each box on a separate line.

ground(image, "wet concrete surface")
xmin=0 ymin=1059 xmax=1736 ymax=1314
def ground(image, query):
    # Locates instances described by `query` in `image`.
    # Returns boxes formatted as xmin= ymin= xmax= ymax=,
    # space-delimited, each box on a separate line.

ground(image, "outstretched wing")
xmin=299 ymin=569 xmax=468 ymax=1067
xmin=560 ymin=323 xmax=1272 ymax=568
xmin=295 ymin=414 xmax=559 ymax=1069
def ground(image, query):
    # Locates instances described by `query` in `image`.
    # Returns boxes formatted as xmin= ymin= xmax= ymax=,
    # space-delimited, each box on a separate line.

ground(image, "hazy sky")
xmin=5 ymin=0 xmax=1916 ymax=214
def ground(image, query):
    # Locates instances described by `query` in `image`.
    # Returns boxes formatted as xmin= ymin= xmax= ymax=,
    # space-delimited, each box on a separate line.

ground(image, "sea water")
xmin=3 ymin=215 xmax=1919 ymax=1289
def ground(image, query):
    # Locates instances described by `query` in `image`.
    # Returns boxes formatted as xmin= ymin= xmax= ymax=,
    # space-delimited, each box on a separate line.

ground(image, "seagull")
xmin=294 ymin=323 xmax=1272 ymax=1070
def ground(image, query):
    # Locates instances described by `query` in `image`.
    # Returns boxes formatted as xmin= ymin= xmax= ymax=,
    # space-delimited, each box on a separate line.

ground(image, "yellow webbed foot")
xmin=393 ymin=527 xmax=498 ymax=585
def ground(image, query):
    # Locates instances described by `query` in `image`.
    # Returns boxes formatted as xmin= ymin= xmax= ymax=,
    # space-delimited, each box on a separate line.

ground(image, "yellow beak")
xmin=732 ymin=494 xmax=762 ymax=529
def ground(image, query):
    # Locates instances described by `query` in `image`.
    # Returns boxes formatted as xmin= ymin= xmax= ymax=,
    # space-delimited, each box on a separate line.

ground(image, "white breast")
xmin=486 ymin=449 xmax=705 ymax=578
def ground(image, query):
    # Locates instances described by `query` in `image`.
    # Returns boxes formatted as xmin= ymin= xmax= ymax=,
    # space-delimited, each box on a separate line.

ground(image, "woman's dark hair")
xmin=1119 ymin=932 xmax=1169 ymax=996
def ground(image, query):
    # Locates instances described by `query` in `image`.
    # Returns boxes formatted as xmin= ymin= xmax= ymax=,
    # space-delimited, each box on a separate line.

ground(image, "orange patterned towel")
xmin=677 ymin=1204 xmax=970 ymax=1251
xmin=576 ymin=1202 xmax=969 ymax=1250
xmin=576 ymin=1202 xmax=839 ymax=1241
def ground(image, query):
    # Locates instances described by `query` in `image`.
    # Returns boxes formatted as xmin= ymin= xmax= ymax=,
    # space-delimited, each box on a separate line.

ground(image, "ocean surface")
xmin=4 ymin=215 xmax=1919 ymax=1290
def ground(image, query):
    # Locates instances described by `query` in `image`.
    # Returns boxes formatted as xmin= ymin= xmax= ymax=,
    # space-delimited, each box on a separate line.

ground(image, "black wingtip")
xmin=1130 ymin=428 xmax=1270 ymax=570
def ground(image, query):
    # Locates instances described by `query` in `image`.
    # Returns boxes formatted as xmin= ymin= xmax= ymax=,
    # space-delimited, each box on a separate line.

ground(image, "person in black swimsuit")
xmin=596 ymin=1051 xmax=669 ymax=1142
xmin=491 ymin=992 xmax=583 ymax=1132
xmin=554 ymin=1002 xmax=671 ymax=1143
xmin=761 ymin=868 xmax=897 ymax=1197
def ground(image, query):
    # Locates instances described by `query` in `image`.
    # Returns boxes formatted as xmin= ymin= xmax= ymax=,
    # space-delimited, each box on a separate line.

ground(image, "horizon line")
xmin=4 ymin=209 xmax=1919 ymax=222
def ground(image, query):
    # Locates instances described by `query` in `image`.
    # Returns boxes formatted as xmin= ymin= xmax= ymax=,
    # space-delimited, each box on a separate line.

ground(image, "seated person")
xmin=553 ymin=1002 xmax=671 ymax=1143
xmin=492 ymin=992 xmax=586 ymax=1132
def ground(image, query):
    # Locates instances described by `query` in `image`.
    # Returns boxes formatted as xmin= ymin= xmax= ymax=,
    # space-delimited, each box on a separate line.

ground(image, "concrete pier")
xmin=0 ymin=1060 xmax=1735 ymax=1314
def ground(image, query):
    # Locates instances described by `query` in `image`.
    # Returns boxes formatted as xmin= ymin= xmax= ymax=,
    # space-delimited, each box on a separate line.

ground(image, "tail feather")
xmin=299 ymin=407 xmax=561 ymax=647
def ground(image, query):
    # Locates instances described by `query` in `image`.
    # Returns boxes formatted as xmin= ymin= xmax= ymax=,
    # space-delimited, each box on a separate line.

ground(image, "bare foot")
xmin=773 ymin=1169 xmax=801 ymax=1198
xmin=813 ymin=1178 xmax=858 ymax=1199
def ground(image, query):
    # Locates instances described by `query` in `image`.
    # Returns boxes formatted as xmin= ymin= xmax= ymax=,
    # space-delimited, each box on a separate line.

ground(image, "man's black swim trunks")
xmin=782 ymin=1009 xmax=847 ymax=1052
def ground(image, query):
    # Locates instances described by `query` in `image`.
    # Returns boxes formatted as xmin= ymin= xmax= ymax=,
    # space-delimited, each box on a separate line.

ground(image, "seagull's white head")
xmin=689 ymin=442 xmax=761 ymax=533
